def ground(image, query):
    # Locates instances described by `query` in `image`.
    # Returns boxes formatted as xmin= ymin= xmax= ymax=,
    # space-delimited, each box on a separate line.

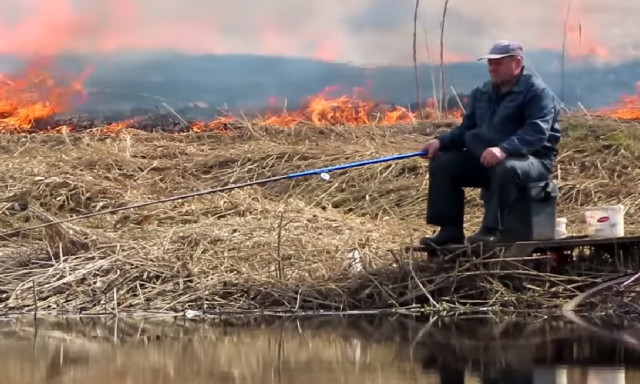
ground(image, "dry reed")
xmin=0 ymin=114 xmax=637 ymax=316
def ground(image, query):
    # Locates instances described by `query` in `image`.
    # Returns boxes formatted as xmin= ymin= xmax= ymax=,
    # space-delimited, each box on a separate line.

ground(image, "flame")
xmin=190 ymin=117 xmax=237 ymax=134
xmin=260 ymin=86 xmax=419 ymax=127
xmin=0 ymin=61 xmax=465 ymax=135
xmin=0 ymin=63 xmax=90 ymax=133
xmin=190 ymin=87 xmax=449 ymax=132
xmin=88 ymin=118 xmax=140 ymax=135
xmin=595 ymin=81 xmax=640 ymax=120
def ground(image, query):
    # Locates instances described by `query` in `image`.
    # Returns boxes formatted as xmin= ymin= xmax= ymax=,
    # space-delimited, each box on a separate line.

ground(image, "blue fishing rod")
xmin=0 ymin=150 xmax=427 ymax=236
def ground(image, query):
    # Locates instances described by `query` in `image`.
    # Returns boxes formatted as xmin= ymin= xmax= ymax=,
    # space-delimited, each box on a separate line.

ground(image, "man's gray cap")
xmin=478 ymin=40 xmax=524 ymax=60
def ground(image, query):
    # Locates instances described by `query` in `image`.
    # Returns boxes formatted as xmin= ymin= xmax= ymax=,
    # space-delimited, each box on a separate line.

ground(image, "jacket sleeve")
xmin=498 ymin=84 xmax=557 ymax=156
xmin=437 ymin=88 xmax=478 ymax=150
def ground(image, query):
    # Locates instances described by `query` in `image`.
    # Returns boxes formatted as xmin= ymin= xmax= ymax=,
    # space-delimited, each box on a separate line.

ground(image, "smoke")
xmin=0 ymin=0 xmax=638 ymax=117
xmin=0 ymin=0 xmax=637 ymax=65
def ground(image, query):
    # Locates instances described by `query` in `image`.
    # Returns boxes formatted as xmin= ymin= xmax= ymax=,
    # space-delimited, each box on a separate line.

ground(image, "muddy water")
xmin=0 ymin=315 xmax=638 ymax=383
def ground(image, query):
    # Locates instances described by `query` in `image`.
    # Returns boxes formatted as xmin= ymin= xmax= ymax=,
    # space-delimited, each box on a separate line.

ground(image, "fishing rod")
xmin=0 ymin=150 xmax=428 ymax=237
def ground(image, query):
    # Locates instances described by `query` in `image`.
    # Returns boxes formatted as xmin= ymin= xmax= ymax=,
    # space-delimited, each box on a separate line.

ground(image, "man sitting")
xmin=420 ymin=40 xmax=562 ymax=247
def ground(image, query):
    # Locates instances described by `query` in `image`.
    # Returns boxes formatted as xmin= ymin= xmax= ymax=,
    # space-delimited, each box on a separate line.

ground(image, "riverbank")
xmin=0 ymin=114 xmax=638 ymax=316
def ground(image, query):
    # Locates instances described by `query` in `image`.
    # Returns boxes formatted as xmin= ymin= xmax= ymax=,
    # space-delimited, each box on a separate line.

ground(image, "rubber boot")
xmin=466 ymin=226 xmax=500 ymax=246
xmin=420 ymin=227 xmax=465 ymax=247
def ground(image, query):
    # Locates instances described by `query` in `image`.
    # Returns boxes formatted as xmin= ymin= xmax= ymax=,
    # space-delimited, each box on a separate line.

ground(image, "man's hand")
xmin=480 ymin=147 xmax=506 ymax=166
xmin=421 ymin=139 xmax=440 ymax=158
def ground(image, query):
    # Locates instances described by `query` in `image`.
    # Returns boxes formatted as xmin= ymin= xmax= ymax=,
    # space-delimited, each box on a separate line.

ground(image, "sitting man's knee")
xmin=493 ymin=159 xmax=520 ymax=180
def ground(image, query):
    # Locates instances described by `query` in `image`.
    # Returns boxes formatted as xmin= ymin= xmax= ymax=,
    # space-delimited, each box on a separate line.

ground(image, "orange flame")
xmin=0 ymin=62 xmax=90 ymax=133
xmin=261 ymin=86 xmax=418 ymax=127
xmin=89 ymin=118 xmax=139 ymax=135
xmin=190 ymin=117 xmax=237 ymax=134
xmin=595 ymin=81 xmax=640 ymax=120
xmin=0 ymin=63 xmax=465 ymax=135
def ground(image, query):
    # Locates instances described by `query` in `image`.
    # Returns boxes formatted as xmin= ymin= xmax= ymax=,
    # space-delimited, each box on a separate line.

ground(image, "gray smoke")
xmin=1 ymin=0 xmax=638 ymax=64
xmin=0 ymin=0 xmax=638 ymax=119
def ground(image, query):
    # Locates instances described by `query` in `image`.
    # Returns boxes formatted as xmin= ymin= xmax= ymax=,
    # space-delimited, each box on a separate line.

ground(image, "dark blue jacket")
xmin=437 ymin=70 xmax=561 ymax=166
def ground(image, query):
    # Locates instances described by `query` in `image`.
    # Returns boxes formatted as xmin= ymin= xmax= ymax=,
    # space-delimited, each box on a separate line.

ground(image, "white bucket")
xmin=584 ymin=205 xmax=625 ymax=238
xmin=555 ymin=217 xmax=567 ymax=239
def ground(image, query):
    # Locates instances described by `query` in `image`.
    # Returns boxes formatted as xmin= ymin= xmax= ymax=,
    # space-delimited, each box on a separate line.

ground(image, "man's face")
xmin=487 ymin=56 xmax=522 ymax=85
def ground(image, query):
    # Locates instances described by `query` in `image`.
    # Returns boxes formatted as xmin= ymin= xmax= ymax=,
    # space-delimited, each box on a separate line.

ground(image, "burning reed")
xmin=0 ymin=115 xmax=638 ymax=316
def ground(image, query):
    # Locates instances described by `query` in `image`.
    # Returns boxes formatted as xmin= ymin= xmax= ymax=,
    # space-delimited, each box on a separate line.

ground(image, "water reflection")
xmin=0 ymin=315 xmax=637 ymax=383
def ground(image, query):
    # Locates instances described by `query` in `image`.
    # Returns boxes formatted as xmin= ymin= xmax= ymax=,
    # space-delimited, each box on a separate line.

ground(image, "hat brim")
xmin=477 ymin=53 xmax=520 ymax=61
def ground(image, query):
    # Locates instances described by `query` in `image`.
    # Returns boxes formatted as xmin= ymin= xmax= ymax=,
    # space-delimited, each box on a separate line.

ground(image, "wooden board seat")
xmin=403 ymin=235 xmax=640 ymax=259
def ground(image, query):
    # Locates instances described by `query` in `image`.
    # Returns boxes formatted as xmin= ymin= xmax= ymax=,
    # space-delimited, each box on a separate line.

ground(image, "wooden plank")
xmin=405 ymin=234 xmax=640 ymax=255
xmin=505 ymin=234 xmax=640 ymax=249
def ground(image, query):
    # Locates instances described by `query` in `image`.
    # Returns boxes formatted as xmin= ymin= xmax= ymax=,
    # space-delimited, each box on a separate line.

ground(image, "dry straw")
xmin=0 ymin=114 xmax=637 ymax=317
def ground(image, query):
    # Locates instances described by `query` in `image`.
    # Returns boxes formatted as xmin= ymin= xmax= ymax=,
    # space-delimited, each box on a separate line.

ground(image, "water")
xmin=0 ymin=314 xmax=639 ymax=383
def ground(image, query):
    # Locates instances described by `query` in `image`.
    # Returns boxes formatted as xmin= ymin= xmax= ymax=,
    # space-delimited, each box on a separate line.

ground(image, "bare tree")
xmin=439 ymin=0 xmax=450 ymax=113
xmin=413 ymin=0 xmax=423 ymax=118
xmin=560 ymin=0 xmax=573 ymax=102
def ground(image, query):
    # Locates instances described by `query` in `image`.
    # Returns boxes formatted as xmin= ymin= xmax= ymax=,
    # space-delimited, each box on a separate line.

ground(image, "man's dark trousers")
xmin=426 ymin=150 xmax=552 ymax=231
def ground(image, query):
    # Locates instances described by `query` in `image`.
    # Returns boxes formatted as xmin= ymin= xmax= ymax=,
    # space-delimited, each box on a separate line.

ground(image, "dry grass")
xmin=0 ymin=114 xmax=637 ymax=315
